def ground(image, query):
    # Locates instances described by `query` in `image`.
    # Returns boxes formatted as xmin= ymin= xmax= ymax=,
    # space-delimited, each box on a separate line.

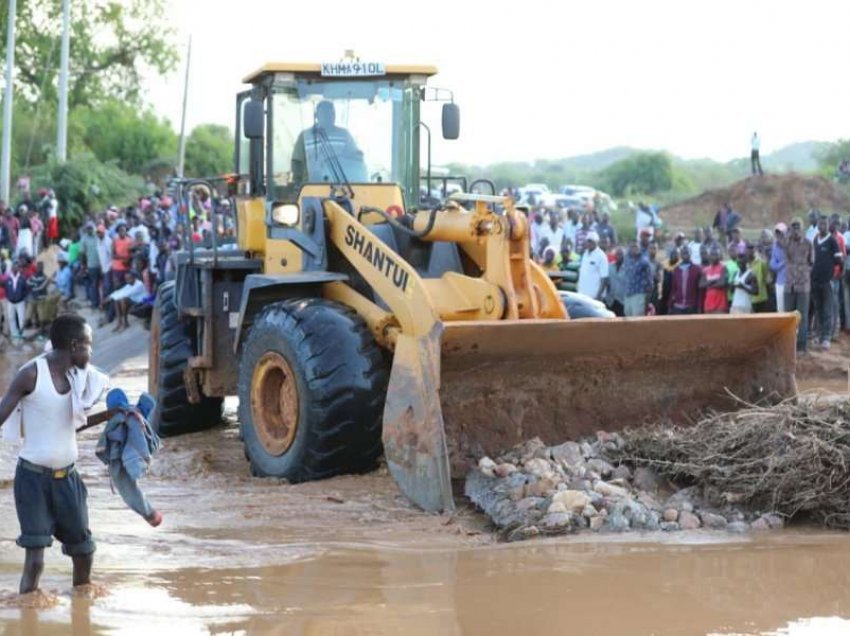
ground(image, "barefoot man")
xmin=0 ymin=314 xmax=112 ymax=594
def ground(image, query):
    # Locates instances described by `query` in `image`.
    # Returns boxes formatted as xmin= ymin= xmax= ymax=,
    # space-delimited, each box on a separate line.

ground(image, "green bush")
xmin=595 ymin=152 xmax=674 ymax=197
xmin=73 ymin=100 xmax=177 ymax=175
xmin=184 ymin=124 xmax=233 ymax=178
xmin=816 ymin=139 xmax=850 ymax=180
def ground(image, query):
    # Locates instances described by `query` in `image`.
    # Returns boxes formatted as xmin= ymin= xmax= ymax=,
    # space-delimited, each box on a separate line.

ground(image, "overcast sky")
xmin=146 ymin=0 xmax=850 ymax=166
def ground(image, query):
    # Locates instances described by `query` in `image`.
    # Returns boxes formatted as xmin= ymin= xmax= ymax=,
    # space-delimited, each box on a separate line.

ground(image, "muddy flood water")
xmin=1 ymin=336 xmax=850 ymax=635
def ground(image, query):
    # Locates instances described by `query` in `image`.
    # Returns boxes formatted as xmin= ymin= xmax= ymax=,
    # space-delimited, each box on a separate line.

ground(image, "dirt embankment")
xmin=663 ymin=173 xmax=850 ymax=231
xmin=796 ymin=334 xmax=850 ymax=393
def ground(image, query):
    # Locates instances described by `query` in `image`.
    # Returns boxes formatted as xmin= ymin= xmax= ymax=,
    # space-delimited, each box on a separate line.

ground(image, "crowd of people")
xmin=0 ymin=182 xmax=235 ymax=344
xmin=529 ymin=203 xmax=850 ymax=354
xmin=3 ymin=176 xmax=849 ymax=358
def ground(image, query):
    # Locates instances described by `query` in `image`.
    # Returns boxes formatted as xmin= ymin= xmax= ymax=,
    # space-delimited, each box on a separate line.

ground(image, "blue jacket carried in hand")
xmin=95 ymin=389 xmax=161 ymax=521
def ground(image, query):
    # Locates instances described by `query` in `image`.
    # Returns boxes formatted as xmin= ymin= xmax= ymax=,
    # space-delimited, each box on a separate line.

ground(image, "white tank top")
xmin=19 ymin=357 xmax=77 ymax=469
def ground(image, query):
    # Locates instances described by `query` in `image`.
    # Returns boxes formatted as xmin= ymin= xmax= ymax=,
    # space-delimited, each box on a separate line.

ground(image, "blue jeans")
xmin=103 ymin=270 xmax=116 ymax=322
xmin=86 ymin=266 xmax=102 ymax=307
xmin=108 ymin=461 xmax=155 ymax=520
xmin=785 ymin=290 xmax=810 ymax=352
xmin=811 ymin=282 xmax=832 ymax=344
xmin=70 ymin=261 xmax=81 ymax=300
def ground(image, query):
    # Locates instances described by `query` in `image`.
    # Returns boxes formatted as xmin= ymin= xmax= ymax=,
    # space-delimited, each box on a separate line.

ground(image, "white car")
xmin=559 ymin=184 xmax=595 ymax=196
xmin=558 ymin=185 xmax=618 ymax=212
xmin=517 ymin=186 xmax=549 ymax=207
xmin=560 ymin=291 xmax=615 ymax=319
xmin=538 ymin=193 xmax=586 ymax=210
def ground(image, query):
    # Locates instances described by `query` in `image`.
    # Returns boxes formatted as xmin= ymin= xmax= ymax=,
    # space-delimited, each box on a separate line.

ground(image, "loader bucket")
xmin=383 ymin=313 xmax=799 ymax=513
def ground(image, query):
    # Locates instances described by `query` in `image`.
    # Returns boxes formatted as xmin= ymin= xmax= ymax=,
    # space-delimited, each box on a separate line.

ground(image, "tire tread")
xmin=150 ymin=281 xmax=223 ymax=436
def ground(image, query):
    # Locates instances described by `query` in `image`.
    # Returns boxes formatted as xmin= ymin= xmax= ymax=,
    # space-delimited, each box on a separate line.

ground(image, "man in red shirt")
xmin=19 ymin=254 xmax=36 ymax=277
xmin=699 ymin=245 xmax=728 ymax=314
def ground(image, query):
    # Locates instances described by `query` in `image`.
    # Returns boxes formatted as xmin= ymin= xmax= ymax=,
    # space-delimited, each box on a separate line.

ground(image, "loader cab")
xmin=235 ymin=62 xmax=453 ymax=213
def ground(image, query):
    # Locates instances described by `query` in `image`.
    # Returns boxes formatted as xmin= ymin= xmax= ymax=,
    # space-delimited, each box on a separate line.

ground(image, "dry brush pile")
xmin=613 ymin=399 xmax=850 ymax=529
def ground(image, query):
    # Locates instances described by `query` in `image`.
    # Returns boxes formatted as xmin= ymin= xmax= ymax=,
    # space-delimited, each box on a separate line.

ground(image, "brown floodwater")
xmin=2 ymin=525 xmax=850 ymax=635
xmin=1 ymin=337 xmax=849 ymax=635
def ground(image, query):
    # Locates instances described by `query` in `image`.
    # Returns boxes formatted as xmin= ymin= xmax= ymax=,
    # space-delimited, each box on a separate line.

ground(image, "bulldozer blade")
xmin=436 ymin=314 xmax=799 ymax=476
xmin=383 ymin=325 xmax=455 ymax=514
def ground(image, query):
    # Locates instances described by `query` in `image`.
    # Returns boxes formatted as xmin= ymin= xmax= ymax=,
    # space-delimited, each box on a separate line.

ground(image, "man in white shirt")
xmin=751 ymin=132 xmax=763 ymax=176
xmin=129 ymin=218 xmax=150 ymax=245
xmin=578 ymin=231 xmax=609 ymax=301
xmin=537 ymin=212 xmax=564 ymax=260
xmin=104 ymin=271 xmax=145 ymax=332
xmin=805 ymin=209 xmax=819 ymax=244
xmin=562 ymin=209 xmax=579 ymax=246
xmin=529 ymin=212 xmax=545 ymax=257
xmin=94 ymin=225 xmax=112 ymax=298
xmin=0 ymin=314 xmax=114 ymax=594
xmin=689 ymin=227 xmax=704 ymax=265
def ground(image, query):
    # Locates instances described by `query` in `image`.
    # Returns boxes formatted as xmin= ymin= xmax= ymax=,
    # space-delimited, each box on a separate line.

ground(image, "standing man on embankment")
xmin=751 ymin=132 xmax=763 ymax=176
xmin=0 ymin=314 xmax=112 ymax=594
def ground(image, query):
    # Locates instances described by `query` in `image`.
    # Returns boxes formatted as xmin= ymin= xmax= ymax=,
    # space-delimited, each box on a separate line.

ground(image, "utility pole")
xmin=1 ymin=0 xmax=16 ymax=201
xmin=176 ymin=36 xmax=192 ymax=178
xmin=56 ymin=0 xmax=70 ymax=162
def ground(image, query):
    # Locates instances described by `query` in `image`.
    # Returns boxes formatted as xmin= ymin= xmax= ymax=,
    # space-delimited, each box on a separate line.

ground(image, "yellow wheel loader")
xmin=149 ymin=59 xmax=798 ymax=513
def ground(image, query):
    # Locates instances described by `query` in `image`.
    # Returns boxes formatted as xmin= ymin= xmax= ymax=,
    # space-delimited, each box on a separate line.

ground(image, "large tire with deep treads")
xmin=238 ymin=298 xmax=388 ymax=481
xmin=148 ymin=281 xmax=223 ymax=436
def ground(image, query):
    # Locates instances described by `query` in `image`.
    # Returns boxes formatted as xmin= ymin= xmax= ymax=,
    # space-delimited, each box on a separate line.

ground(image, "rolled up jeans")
xmin=784 ymin=289 xmax=810 ymax=352
xmin=624 ymin=293 xmax=646 ymax=317
xmin=108 ymin=461 xmax=154 ymax=520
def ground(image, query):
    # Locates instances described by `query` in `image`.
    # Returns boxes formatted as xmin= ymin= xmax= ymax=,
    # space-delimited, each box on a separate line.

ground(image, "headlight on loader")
xmin=272 ymin=203 xmax=299 ymax=226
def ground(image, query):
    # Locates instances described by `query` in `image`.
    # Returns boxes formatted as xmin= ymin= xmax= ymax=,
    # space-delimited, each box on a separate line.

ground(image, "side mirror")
xmin=441 ymin=103 xmax=460 ymax=140
xmin=243 ymin=99 xmax=264 ymax=139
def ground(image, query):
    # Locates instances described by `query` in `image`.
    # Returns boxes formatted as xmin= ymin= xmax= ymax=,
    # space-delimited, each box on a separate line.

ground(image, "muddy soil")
xmin=0 ymin=320 xmax=849 ymax=634
xmin=796 ymin=334 xmax=850 ymax=395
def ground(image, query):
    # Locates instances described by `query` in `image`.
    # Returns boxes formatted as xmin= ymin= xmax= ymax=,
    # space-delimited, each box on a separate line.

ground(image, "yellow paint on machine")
xmin=298 ymin=183 xmax=407 ymax=224
xmin=236 ymin=198 xmax=267 ymax=253
xmin=264 ymin=238 xmax=303 ymax=274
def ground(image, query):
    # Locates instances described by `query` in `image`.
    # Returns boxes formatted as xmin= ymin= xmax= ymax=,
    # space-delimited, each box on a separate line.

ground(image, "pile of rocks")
xmin=464 ymin=434 xmax=785 ymax=541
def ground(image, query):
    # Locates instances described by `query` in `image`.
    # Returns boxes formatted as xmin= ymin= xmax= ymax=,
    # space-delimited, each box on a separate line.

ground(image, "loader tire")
xmin=149 ymin=281 xmax=223 ymax=436
xmin=238 ymin=298 xmax=388 ymax=482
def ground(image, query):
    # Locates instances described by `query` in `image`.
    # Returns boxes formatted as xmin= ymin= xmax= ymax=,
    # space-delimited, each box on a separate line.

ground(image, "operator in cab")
xmin=291 ymin=100 xmax=367 ymax=184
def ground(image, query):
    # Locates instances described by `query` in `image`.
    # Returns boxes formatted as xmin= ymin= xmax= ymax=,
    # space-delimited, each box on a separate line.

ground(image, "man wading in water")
xmin=0 ymin=314 xmax=113 ymax=594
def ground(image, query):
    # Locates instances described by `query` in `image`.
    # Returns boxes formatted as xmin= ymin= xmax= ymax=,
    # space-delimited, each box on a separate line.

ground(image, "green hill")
xmin=762 ymin=141 xmax=830 ymax=172
xmin=446 ymin=141 xmax=831 ymax=197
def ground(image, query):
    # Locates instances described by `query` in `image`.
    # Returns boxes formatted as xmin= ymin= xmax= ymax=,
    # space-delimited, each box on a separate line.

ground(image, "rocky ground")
xmin=465 ymin=433 xmax=785 ymax=542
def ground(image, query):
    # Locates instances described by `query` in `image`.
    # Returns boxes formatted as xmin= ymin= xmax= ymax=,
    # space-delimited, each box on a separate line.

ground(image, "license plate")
xmin=321 ymin=62 xmax=386 ymax=77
